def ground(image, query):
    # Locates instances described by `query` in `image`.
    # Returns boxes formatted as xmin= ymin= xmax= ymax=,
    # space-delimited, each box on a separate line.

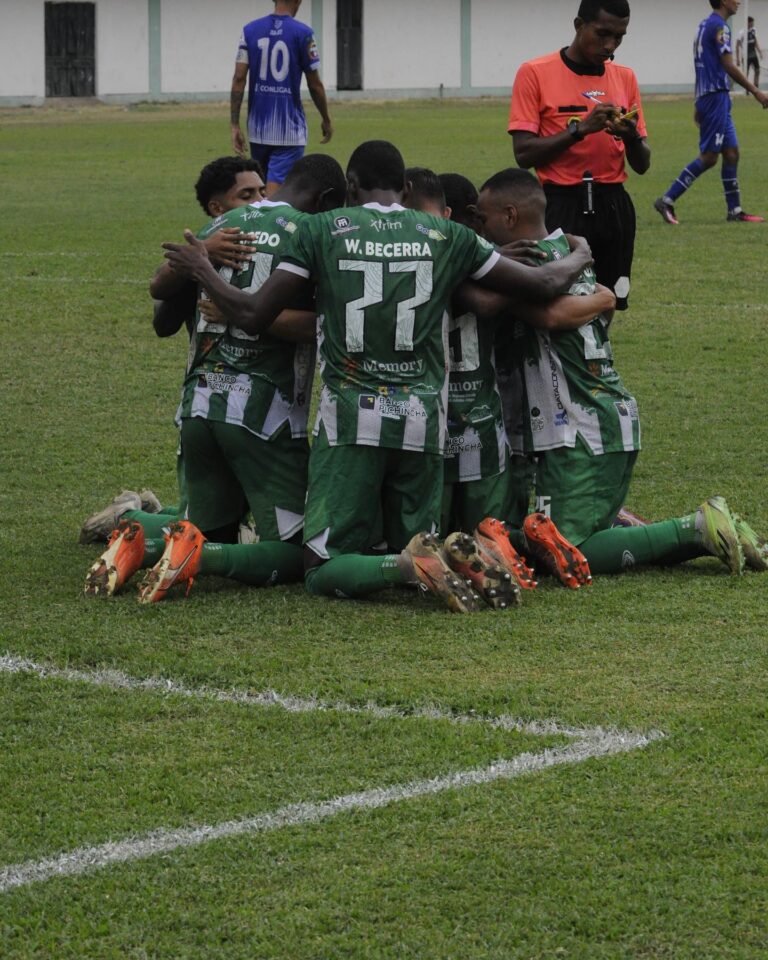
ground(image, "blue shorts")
xmin=249 ymin=144 xmax=305 ymax=184
xmin=696 ymin=92 xmax=739 ymax=154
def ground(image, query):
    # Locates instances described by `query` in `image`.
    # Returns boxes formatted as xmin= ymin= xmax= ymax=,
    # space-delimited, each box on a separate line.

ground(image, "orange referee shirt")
xmin=508 ymin=50 xmax=647 ymax=186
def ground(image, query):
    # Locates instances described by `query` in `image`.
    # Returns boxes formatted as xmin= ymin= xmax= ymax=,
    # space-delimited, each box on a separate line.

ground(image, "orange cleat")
xmin=474 ymin=517 xmax=538 ymax=590
xmin=137 ymin=520 xmax=205 ymax=604
xmin=443 ymin=532 xmax=521 ymax=610
xmin=522 ymin=512 xmax=592 ymax=589
xmin=84 ymin=520 xmax=146 ymax=597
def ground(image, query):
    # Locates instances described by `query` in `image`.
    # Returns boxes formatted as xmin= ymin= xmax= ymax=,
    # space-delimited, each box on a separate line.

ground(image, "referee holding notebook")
xmin=508 ymin=0 xmax=650 ymax=310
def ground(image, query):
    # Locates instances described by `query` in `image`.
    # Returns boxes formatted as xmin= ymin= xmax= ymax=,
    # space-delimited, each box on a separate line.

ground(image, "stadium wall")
xmin=1 ymin=0 xmax=766 ymax=106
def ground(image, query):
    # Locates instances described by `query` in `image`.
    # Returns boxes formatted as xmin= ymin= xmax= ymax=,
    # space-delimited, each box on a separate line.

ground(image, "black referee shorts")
xmin=544 ymin=182 xmax=636 ymax=310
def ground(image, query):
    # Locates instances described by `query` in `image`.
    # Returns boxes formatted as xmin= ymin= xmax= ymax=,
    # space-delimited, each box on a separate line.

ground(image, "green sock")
xmin=305 ymin=554 xmax=403 ymax=598
xmin=142 ymin=538 xmax=165 ymax=567
xmin=199 ymin=541 xmax=304 ymax=585
xmin=580 ymin=516 xmax=703 ymax=574
xmin=123 ymin=510 xmax=179 ymax=541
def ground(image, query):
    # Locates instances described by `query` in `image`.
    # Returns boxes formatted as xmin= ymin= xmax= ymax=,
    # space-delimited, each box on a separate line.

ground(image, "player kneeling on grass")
xmin=84 ymin=154 xmax=348 ymax=603
xmin=79 ymin=156 xmax=271 ymax=549
xmin=162 ymin=141 xmax=596 ymax=612
xmin=415 ymin=169 xmax=621 ymax=590
xmin=478 ymin=167 xmax=768 ymax=577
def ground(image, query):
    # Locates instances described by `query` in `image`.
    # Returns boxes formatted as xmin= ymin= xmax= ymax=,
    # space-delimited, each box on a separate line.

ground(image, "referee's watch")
xmin=567 ymin=119 xmax=585 ymax=142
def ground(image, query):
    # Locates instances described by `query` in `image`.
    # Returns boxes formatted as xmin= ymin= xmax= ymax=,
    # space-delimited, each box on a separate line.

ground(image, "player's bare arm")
xmin=163 ymin=231 xmax=309 ymax=334
xmin=721 ymin=52 xmax=768 ymax=106
xmin=518 ymin=283 xmax=616 ymax=330
xmin=230 ymin=61 xmax=249 ymax=155
xmin=478 ymin=235 xmax=593 ymax=301
xmin=305 ymin=67 xmax=333 ymax=143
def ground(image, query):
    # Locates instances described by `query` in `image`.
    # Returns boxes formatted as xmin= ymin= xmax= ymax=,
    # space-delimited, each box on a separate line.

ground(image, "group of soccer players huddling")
xmin=79 ymin=141 xmax=768 ymax=613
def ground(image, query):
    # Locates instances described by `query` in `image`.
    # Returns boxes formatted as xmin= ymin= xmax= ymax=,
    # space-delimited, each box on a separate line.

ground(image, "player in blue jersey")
xmin=230 ymin=0 xmax=333 ymax=195
xmin=655 ymin=0 xmax=768 ymax=225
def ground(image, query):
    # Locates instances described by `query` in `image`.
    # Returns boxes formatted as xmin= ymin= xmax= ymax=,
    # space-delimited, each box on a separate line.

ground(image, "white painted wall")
xmin=472 ymin=0 xmax=768 ymax=91
xmin=362 ymin=0 xmax=462 ymax=91
xmin=1 ymin=0 xmax=767 ymax=104
xmin=0 ymin=3 xmax=45 ymax=97
xmin=96 ymin=0 xmax=149 ymax=96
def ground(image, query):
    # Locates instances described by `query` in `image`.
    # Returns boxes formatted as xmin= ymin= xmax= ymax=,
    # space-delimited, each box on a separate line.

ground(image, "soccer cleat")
xmin=443 ymin=532 xmax=522 ymax=611
xmin=399 ymin=532 xmax=479 ymax=613
xmin=726 ymin=210 xmax=765 ymax=222
xmin=139 ymin=489 xmax=163 ymax=514
xmin=653 ymin=197 xmax=679 ymax=225
xmin=473 ymin=517 xmax=538 ymax=590
xmin=522 ymin=512 xmax=592 ymax=589
xmin=137 ymin=520 xmax=205 ymax=604
xmin=731 ymin=512 xmax=768 ymax=572
xmin=84 ymin=520 xmax=145 ymax=597
xmin=612 ymin=506 xmax=651 ymax=528
xmin=696 ymin=496 xmax=745 ymax=576
xmin=79 ymin=490 xmax=142 ymax=544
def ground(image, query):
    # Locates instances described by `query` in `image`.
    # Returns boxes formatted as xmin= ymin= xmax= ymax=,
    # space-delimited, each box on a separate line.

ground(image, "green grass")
xmin=1 ymin=98 xmax=767 ymax=958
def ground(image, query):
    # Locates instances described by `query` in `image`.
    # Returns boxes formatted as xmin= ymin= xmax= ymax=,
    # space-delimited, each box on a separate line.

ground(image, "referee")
xmin=508 ymin=0 xmax=650 ymax=310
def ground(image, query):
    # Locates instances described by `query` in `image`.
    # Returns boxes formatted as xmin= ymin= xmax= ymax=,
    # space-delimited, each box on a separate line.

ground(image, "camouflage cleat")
xmin=84 ymin=520 xmax=145 ymax=597
xmin=732 ymin=512 xmax=768 ymax=572
xmin=79 ymin=490 xmax=142 ymax=544
xmin=474 ymin=517 xmax=537 ymax=590
xmin=443 ymin=531 xmax=521 ymax=610
xmin=697 ymin=496 xmax=745 ymax=576
xmin=399 ymin=532 xmax=479 ymax=613
xmin=731 ymin=512 xmax=768 ymax=573
xmin=139 ymin=489 xmax=163 ymax=514
xmin=522 ymin=512 xmax=592 ymax=589
xmin=137 ymin=520 xmax=205 ymax=604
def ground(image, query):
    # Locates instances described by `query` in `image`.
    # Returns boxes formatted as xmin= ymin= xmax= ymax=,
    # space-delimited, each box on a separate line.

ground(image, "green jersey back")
xmin=179 ymin=201 xmax=315 ymax=439
xmin=445 ymin=312 xmax=508 ymax=483
xmin=511 ymin=230 xmax=641 ymax=456
xmin=280 ymin=203 xmax=498 ymax=454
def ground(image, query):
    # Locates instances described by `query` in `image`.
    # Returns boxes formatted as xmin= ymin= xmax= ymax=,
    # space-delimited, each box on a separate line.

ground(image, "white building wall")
xmin=0 ymin=3 xmax=45 ymax=98
xmin=96 ymin=0 xmax=149 ymax=96
xmin=362 ymin=0 xmax=462 ymax=91
xmin=473 ymin=0 xmax=768 ymax=92
xmin=1 ymin=0 xmax=767 ymax=104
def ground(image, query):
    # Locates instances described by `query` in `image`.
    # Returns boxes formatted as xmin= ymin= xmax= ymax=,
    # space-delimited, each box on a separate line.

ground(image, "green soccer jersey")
xmin=279 ymin=202 xmax=498 ymax=455
xmin=444 ymin=311 xmax=508 ymax=483
xmin=179 ymin=201 xmax=315 ymax=440
xmin=506 ymin=229 xmax=641 ymax=456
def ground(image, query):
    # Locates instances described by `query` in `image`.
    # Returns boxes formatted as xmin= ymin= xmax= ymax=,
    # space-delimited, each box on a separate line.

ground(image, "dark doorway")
xmin=337 ymin=0 xmax=362 ymax=90
xmin=45 ymin=2 xmax=96 ymax=97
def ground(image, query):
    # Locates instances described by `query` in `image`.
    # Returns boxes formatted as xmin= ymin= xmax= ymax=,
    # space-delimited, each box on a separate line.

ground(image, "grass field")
xmin=1 ymin=97 xmax=767 ymax=958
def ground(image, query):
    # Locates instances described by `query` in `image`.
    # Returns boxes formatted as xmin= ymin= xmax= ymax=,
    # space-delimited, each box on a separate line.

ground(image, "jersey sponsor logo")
xmin=449 ymin=378 xmax=484 ymax=394
xmin=446 ymin=434 xmax=483 ymax=457
xmin=415 ymin=223 xmax=447 ymax=242
xmin=241 ymin=208 xmax=265 ymax=221
xmin=200 ymin=372 xmax=253 ymax=396
xmin=554 ymin=410 xmax=569 ymax=427
xmin=358 ymin=393 xmax=426 ymax=420
xmin=581 ymin=89 xmax=607 ymax=102
xmin=370 ymin=218 xmax=402 ymax=233
xmin=361 ymin=358 xmax=425 ymax=375
xmin=276 ymin=216 xmax=297 ymax=233
xmin=621 ymin=550 xmax=636 ymax=570
xmin=332 ymin=216 xmax=360 ymax=237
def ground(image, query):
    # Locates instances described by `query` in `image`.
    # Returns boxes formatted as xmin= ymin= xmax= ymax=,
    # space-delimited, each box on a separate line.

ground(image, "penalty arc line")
xmin=0 ymin=731 xmax=661 ymax=895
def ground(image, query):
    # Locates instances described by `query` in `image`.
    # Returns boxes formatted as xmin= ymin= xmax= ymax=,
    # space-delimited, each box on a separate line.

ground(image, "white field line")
xmin=0 ymin=653 xmax=637 ymax=741
xmin=0 ymin=653 xmax=664 ymax=894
